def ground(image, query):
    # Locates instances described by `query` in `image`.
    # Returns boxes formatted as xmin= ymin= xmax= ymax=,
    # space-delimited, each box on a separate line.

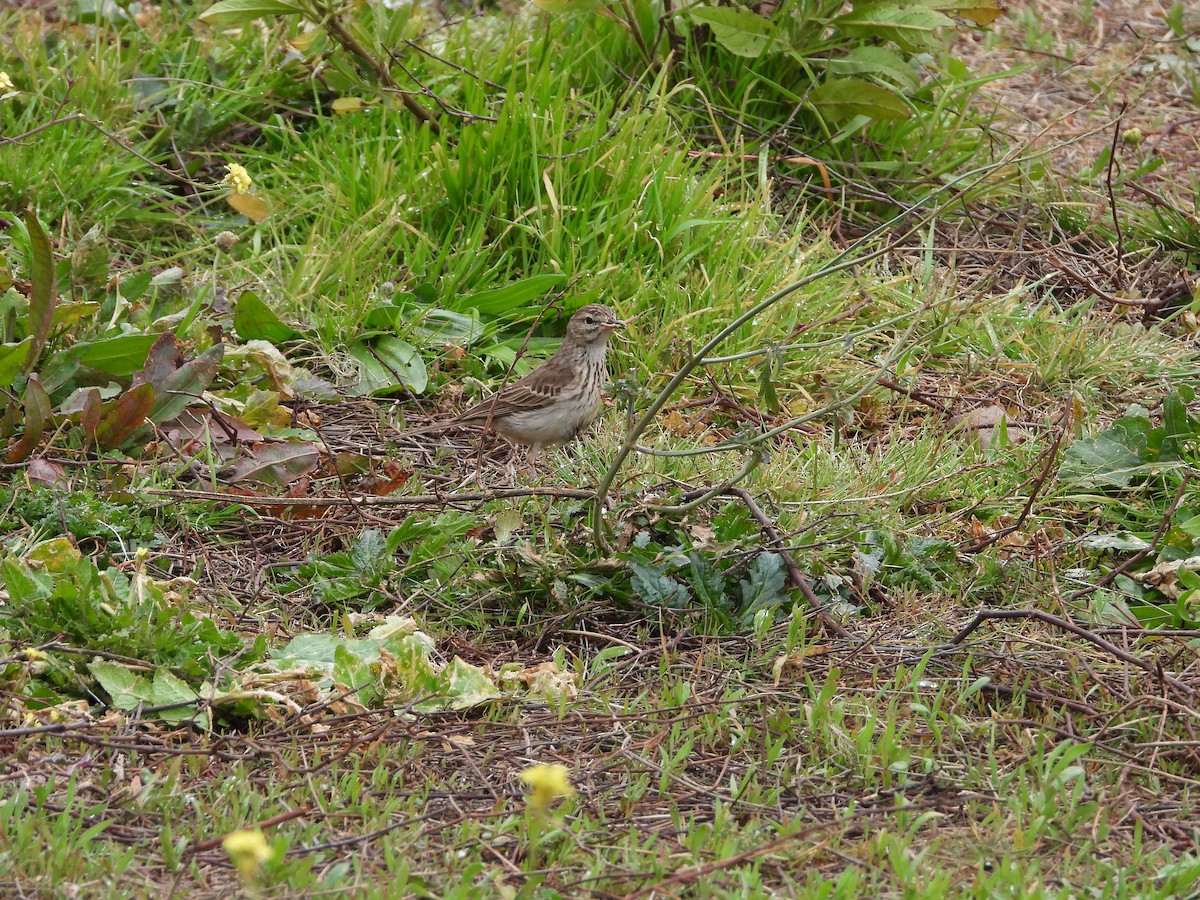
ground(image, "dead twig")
xmin=961 ymin=401 xmax=1070 ymax=553
xmin=725 ymin=487 xmax=853 ymax=640
xmin=947 ymin=608 xmax=1196 ymax=699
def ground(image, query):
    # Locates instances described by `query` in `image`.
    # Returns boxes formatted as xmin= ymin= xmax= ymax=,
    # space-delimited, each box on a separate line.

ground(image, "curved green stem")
xmin=589 ymin=137 xmax=1066 ymax=548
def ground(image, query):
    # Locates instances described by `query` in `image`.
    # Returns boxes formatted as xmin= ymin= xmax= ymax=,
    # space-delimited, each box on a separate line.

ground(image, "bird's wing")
xmin=454 ymin=360 xmax=569 ymax=422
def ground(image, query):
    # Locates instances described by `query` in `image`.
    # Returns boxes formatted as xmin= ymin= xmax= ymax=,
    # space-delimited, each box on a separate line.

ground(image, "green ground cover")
xmin=2 ymin=0 xmax=1200 ymax=895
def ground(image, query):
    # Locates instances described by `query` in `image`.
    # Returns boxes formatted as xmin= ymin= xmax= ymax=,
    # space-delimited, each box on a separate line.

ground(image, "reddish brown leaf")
xmin=365 ymin=460 xmax=411 ymax=496
xmin=95 ymin=382 xmax=155 ymax=450
xmin=27 ymin=457 xmax=67 ymax=488
xmin=81 ymin=388 xmax=102 ymax=442
xmin=225 ymin=440 xmax=320 ymax=486
xmin=147 ymin=343 xmax=225 ymax=424
xmin=7 ymin=376 xmax=51 ymax=463
xmin=1 ymin=399 xmax=19 ymax=440
xmin=223 ymin=481 xmax=329 ymax=519
xmin=134 ymin=333 xmax=185 ymax=391
xmin=167 ymin=408 xmax=263 ymax=446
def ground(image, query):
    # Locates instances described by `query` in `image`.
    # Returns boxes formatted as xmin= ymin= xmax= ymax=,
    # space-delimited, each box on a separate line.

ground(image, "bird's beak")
xmin=603 ymin=320 xmax=624 ymax=331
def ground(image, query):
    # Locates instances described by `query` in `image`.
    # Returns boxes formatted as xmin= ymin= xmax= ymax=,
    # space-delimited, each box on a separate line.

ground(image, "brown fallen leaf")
xmin=27 ymin=457 xmax=67 ymax=489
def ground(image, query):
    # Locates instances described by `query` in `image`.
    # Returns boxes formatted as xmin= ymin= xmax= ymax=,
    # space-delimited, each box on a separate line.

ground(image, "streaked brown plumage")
xmin=429 ymin=303 xmax=622 ymax=451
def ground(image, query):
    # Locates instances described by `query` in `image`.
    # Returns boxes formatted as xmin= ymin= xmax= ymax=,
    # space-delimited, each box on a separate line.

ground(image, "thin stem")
xmin=589 ymin=130 xmax=1095 ymax=548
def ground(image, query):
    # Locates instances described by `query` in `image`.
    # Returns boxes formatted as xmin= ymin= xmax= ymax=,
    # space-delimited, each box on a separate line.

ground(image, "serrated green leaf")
xmin=1060 ymin=425 xmax=1151 ymax=489
xmin=738 ymin=552 xmax=788 ymax=625
xmin=630 ymin=561 xmax=692 ymax=608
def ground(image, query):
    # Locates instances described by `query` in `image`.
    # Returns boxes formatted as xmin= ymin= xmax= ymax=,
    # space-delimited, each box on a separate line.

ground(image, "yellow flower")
xmin=0 ymin=72 xmax=14 ymax=93
xmin=221 ymin=163 xmax=253 ymax=195
xmin=519 ymin=763 xmax=575 ymax=811
xmin=222 ymin=828 xmax=271 ymax=879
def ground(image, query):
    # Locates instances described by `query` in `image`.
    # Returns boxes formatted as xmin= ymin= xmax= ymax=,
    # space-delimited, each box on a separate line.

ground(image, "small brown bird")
xmin=427 ymin=303 xmax=623 ymax=453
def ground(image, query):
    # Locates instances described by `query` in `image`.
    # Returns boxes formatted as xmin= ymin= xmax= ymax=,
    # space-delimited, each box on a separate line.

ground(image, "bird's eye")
xmin=585 ymin=316 xmax=595 ymax=325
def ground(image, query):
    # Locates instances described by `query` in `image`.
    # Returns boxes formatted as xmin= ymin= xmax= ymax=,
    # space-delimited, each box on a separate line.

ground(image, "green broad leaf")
xmin=686 ymin=6 xmax=780 ymax=57
xmin=240 ymin=390 xmax=283 ymax=429
xmin=200 ymin=0 xmax=306 ymax=26
xmin=347 ymin=338 xmax=428 ymax=396
xmin=348 ymin=341 xmax=396 ymax=396
xmin=69 ymin=224 xmax=110 ymax=295
xmin=738 ymin=552 xmax=788 ymax=625
xmin=460 ymin=274 xmax=566 ymax=316
xmin=333 ymin=644 xmax=381 ymax=707
xmin=630 ymin=561 xmax=692 ymax=609
xmin=26 ymin=538 xmax=82 ymax=573
xmin=147 ymin=344 xmax=225 ymax=424
xmin=233 ymin=290 xmax=298 ymax=344
xmin=51 ymin=301 xmax=103 ymax=333
xmin=1 ymin=557 xmax=54 ymax=604
xmin=119 ymin=271 xmax=154 ymax=304
xmin=371 ymin=336 xmax=428 ymax=393
xmin=77 ymin=333 xmax=159 ymax=377
xmin=819 ymin=45 xmax=921 ymax=93
xmin=1159 ymin=391 xmax=1190 ymax=462
xmin=151 ymin=670 xmax=206 ymax=727
xmin=89 ymin=661 xmax=154 ymax=710
xmin=1081 ymin=532 xmax=1151 ymax=552
xmin=0 ymin=338 xmax=33 ymax=386
xmin=1179 ymin=515 xmax=1200 ymax=538
xmin=833 ymin=4 xmax=956 ymax=52
xmin=22 ymin=208 xmax=57 ymax=375
xmin=687 ymin=552 xmax=728 ymax=608
xmin=809 ymin=77 xmax=912 ymax=121
xmin=437 ymin=657 xmax=501 ymax=710
xmin=1060 ymin=421 xmax=1152 ymax=489
xmin=416 ymin=309 xmax=485 ymax=345
xmin=95 ymin=382 xmax=155 ymax=450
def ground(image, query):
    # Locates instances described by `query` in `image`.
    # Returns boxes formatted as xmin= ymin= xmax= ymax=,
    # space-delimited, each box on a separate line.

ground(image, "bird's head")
xmin=565 ymin=303 xmax=623 ymax=345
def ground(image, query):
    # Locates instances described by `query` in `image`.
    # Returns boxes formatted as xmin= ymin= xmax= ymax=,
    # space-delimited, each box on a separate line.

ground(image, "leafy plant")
xmin=0 ymin=541 xmax=251 ymax=695
xmin=1060 ymin=391 xmax=1197 ymax=492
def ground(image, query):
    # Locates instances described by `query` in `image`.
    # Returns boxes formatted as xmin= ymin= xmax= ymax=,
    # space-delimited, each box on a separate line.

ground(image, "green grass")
xmin=2 ymin=1 xmax=1200 ymax=897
